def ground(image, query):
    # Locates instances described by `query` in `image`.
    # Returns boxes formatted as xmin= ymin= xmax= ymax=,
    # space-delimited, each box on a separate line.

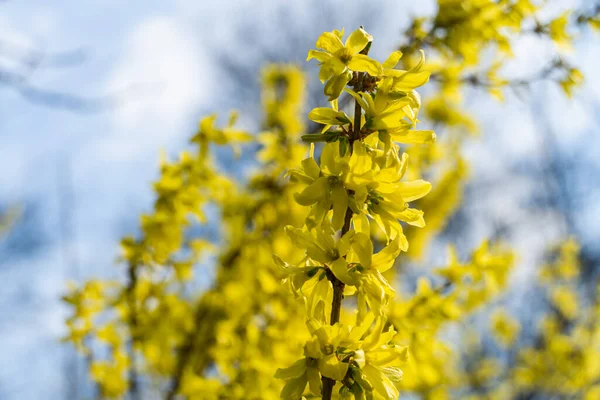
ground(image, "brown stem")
xmin=126 ymin=262 xmax=141 ymax=400
xmin=351 ymin=72 xmax=365 ymax=146
xmin=321 ymin=208 xmax=352 ymax=399
xmin=165 ymin=305 xmax=208 ymax=400
xmin=322 ymin=49 xmax=367 ymax=398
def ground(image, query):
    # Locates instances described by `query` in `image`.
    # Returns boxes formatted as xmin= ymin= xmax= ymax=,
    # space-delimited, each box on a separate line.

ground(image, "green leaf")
xmin=339 ymin=137 xmax=349 ymax=157
xmin=301 ymin=132 xmax=339 ymax=143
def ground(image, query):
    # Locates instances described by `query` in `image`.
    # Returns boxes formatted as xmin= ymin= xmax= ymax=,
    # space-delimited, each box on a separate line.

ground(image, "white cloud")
xmin=103 ymin=16 xmax=214 ymax=159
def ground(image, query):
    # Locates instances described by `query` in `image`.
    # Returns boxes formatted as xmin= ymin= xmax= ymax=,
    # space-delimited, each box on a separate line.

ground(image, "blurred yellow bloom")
xmin=491 ymin=309 xmax=520 ymax=347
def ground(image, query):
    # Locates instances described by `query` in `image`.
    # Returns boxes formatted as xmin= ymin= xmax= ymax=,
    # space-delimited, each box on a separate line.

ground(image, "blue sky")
xmin=0 ymin=0 xmax=599 ymax=398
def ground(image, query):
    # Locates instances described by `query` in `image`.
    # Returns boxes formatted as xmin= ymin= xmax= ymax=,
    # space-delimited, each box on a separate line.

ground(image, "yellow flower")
xmin=548 ymin=12 xmax=572 ymax=48
xmin=353 ymin=235 xmax=403 ymax=317
xmin=288 ymin=145 xmax=350 ymax=231
xmin=560 ymin=68 xmax=584 ymax=98
xmin=191 ymin=112 xmax=252 ymax=160
xmin=360 ymin=152 xmax=431 ymax=244
xmin=307 ymin=28 xmax=383 ymax=100
xmin=346 ymin=82 xmax=434 ymax=147
xmin=551 ymin=286 xmax=579 ymax=320
xmin=301 ymin=314 xmax=408 ymax=400
xmin=283 ymin=224 xmax=365 ymax=288
xmin=382 ymin=49 xmax=431 ymax=92
xmin=308 ymin=105 xmax=352 ymax=133
xmin=491 ymin=309 xmax=520 ymax=347
xmin=275 ymin=351 xmax=322 ymax=399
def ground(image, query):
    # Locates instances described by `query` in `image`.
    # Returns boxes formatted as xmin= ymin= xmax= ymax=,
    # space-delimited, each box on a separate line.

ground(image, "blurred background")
xmin=0 ymin=0 xmax=599 ymax=399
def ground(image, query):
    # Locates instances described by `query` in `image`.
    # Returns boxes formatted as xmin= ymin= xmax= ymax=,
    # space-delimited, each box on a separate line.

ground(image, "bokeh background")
xmin=0 ymin=0 xmax=599 ymax=399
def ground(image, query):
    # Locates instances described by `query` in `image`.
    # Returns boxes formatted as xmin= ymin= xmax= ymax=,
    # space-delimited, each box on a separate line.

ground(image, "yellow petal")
xmin=330 ymin=257 xmax=354 ymax=285
xmin=389 ymin=70 xmax=431 ymax=91
xmin=319 ymin=353 xmax=349 ymax=381
xmin=344 ymin=88 xmax=370 ymax=112
xmin=199 ymin=114 xmax=217 ymax=134
xmin=389 ymin=129 xmax=436 ymax=144
xmin=316 ymin=31 xmax=344 ymax=53
xmin=397 ymin=208 xmax=425 ymax=227
xmin=320 ymin=142 xmax=345 ymax=176
xmin=308 ymin=276 xmax=333 ymax=321
xmin=275 ymin=359 xmax=307 ymax=380
xmin=319 ymin=64 xmax=335 ymax=83
xmin=362 ymin=317 xmax=385 ymax=350
xmin=382 ymin=51 xmax=403 ymax=69
xmin=304 ymin=334 xmax=322 ymax=357
xmin=331 ymin=184 xmax=349 ymax=231
xmin=294 ymin=176 xmax=330 ymax=206
xmin=348 ymin=54 xmax=383 ymax=76
xmin=351 ymin=232 xmax=373 ymax=268
xmin=307 ymin=367 xmax=322 ymax=395
xmin=395 ymin=180 xmax=432 ymax=202
xmin=308 ymin=107 xmax=351 ymax=125
xmin=280 ymin=374 xmax=308 ymax=400
xmin=324 ymin=71 xmax=352 ymax=101
xmin=337 ymin=229 xmax=354 ymax=256
xmin=307 ymin=49 xmax=332 ymax=62
xmin=372 ymin=236 xmax=401 ymax=272
xmin=352 ymin=213 xmax=370 ymax=235
xmin=301 ymin=157 xmax=321 ymax=180
xmin=326 ymin=56 xmax=348 ymax=76
xmin=363 ymin=364 xmax=399 ymax=400
xmin=348 ymin=141 xmax=373 ymax=176
xmin=345 ymin=27 xmax=372 ymax=54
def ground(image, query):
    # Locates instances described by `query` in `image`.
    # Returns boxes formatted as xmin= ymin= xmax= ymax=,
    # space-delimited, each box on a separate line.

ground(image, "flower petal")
xmin=351 ymin=232 xmax=373 ymax=268
xmin=307 ymin=367 xmax=322 ymax=395
xmin=344 ymin=88 xmax=370 ymax=112
xmin=294 ymin=176 xmax=330 ymax=206
xmin=352 ymin=213 xmax=370 ymax=235
xmin=316 ymin=31 xmax=344 ymax=53
xmin=345 ymin=27 xmax=372 ymax=54
xmin=382 ymin=50 xmax=403 ymax=69
xmin=331 ymin=184 xmax=349 ymax=231
xmin=348 ymin=54 xmax=383 ymax=76
xmin=307 ymin=49 xmax=332 ymax=62
xmin=389 ymin=71 xmax=431 ymax=91
xmin=397 ymin=208 xmax=425 ymax=227
xmin=324 ymin=71 xmax=352 ymax=101
xmin=319 ymin=353 xmax=349 ymax=381
xmin=363 ymin=364 xmax=399 ymax=400
xmin=372 ymin=236 xmax=401 ymax=272
xmin=308 ymin=107 xmax=351 ymax=125
xmin=301 ymin=157 xmax=321 ymax=180
xmin=330 ymin=257 xmax=354 ymax=285
xmin=389 ymin=129 xmax=436 ymax=144
xmin=395 ymin=180 xmax=432 ymax=202
xmin=275 ymin=359 xmax=307 ymax=380
xmin=280 ymin=373 xmax=308 ymax=400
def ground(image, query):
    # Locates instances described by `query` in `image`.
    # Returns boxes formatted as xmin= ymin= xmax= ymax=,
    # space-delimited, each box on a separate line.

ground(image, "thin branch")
xmin=125 ymin=262 xmax=141 ymax=400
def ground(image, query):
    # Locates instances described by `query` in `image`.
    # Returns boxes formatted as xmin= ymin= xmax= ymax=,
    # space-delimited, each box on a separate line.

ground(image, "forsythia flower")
xmin=192 ymin=112 xmax=252 ymax=160
xmin=307 ymin=28 xmax=383 ymax=100
xmin=491 ymin=309 xmax=520 ymax=347
xmin=550 ymin=286 xmax=579 ymax=320
xmin=548 ymin=12 xmax=572 ymax=48
xmin=276 ymin=313 xmax=409 ymax=400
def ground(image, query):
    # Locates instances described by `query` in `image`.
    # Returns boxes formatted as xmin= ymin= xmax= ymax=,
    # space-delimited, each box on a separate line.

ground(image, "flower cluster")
xmin=276 ymin=27 xmax=435 ymax=399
